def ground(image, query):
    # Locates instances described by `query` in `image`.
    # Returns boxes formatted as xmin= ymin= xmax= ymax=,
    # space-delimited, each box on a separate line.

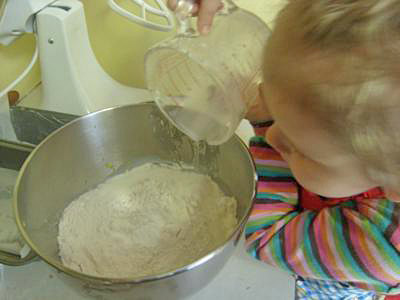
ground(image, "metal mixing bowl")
xmin=13 ymin=103 xmax=257 ymax=299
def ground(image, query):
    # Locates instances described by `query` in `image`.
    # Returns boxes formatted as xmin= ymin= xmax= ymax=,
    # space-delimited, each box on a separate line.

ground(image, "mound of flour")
xmin=57 ymin=163 xmax=237 ymax=278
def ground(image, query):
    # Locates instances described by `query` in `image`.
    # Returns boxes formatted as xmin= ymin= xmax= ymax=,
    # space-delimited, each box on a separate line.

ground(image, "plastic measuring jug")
xmin=145 ymin=0 xmax=270 ymax=145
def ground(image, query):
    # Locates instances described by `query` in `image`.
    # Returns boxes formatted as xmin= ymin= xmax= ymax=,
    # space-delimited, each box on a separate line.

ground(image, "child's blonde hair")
xmin=276 ymin=0 xmax=400 ymax=191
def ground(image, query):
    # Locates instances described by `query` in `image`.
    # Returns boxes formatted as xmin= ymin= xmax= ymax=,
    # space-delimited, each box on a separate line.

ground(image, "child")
xmin=245 ymin=0 xmax=400 ymax=299
xmin=169 ymin=0 xmax=400 ymax=298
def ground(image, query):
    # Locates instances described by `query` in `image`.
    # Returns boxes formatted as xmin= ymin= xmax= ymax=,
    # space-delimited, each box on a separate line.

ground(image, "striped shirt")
xmin=245 ymin=124 xmax=400 ymax=294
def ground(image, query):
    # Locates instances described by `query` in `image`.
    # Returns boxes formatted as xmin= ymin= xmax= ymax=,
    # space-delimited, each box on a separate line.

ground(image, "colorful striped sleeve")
xmin=245 ymin=129 xmax=400 ymax=294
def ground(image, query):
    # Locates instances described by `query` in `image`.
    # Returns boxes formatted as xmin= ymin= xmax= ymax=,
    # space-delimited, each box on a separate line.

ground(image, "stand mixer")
xmin=0 ymin=0 xmax=174 ymax=115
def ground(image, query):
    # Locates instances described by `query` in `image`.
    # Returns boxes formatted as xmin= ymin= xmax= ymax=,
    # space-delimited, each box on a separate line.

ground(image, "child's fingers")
xmin=191 ymin=2 xmax=223 ymax=16
xmin=168 ymin=0 xmax=223 ymax=34
xmin=190 ymin=3 xmax=200 ymax=16
xmin=197 ymin=0 xmax=223 ymax=35
xmin=245 ymin=83 xmax=272 ymax=123
xmin=168 ymin=0 xmax=178 ymax=11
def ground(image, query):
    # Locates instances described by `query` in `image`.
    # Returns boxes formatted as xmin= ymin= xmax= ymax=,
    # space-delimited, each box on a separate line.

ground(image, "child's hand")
xmin=168 ymin=0 xmax=223 ymax=35
xmin=245 ymin=83 xmax=272 ymax=123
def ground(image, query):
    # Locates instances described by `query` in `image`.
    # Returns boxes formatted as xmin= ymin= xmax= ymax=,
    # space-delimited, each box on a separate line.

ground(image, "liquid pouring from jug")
xmin=145 ymin=0 xmax=271 ymax=145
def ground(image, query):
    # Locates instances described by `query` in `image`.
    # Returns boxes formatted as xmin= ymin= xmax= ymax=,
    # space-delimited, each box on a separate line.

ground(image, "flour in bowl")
xmin=57 ymin=162 xmax=237 ymax=278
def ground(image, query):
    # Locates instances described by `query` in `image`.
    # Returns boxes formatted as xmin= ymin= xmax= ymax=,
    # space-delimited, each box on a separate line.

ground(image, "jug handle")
xmin=0 ymin=246 xmax=37 ymax=266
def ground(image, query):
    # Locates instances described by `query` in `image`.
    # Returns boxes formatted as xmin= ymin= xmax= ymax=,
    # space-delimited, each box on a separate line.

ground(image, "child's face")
xmin=259 ymin=22 xmax=377 ymax=197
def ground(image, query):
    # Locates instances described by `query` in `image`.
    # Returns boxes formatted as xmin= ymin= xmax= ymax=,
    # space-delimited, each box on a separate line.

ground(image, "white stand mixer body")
xmin=36 ymin=0 xmax=151 ymax=115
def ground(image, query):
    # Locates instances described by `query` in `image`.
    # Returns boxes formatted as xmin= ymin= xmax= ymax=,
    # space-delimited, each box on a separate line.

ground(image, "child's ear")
xmin=383 ymin=187 xmax=400 ymax=202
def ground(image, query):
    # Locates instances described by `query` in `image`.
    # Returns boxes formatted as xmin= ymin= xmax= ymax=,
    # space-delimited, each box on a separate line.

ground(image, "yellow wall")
xmin=0 ymin=0 xmax=287 ymax=98
xmin=0 ymin=33 xmax=40 ymax=98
